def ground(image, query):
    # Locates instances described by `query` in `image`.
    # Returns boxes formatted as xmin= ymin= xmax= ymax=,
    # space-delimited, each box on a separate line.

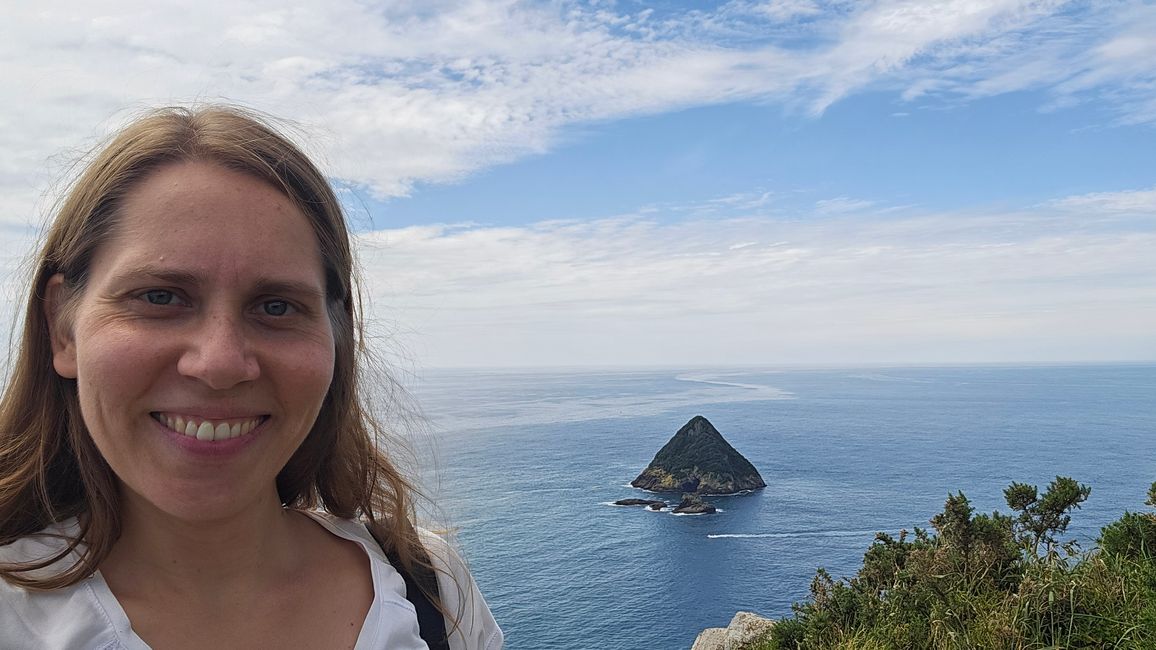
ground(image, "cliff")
xmin=692 ymin=612 xmax=775 ymax=650
xmin=631 ymin=415 xmax=766 ymax=495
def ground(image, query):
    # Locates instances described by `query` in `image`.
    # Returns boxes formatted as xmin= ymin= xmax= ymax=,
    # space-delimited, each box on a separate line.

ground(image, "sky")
xmin=2 ymin=0 xmax=1154 ymax=368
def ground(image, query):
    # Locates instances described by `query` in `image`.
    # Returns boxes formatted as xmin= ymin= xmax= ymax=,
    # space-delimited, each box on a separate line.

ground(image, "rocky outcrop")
xmin=613 ymin=498 xmax=666 ymax=509
xmin=631 ymin=416 xmax=766 ymax=495
xmin=672 ymin=493 xmax=716 ymax=514
xmin=692 ymin=612 xmax=775 ymax=650
xmin=691 ymin=628 xmax=726 ymax=650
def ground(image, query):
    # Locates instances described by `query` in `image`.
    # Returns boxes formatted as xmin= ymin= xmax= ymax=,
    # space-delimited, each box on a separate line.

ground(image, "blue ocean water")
xmin=406 ymin=364 xmax=1156 ymax=650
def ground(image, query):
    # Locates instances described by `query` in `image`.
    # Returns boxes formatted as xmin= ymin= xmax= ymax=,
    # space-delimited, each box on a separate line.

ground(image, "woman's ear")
xmin=44 ymin=274 xmax=78 ymax=379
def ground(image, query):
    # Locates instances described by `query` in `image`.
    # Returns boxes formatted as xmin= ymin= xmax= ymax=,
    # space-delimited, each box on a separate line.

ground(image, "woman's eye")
xmin=143 ymin=290 xmax=176 ymax=305
xmin=262 ymin=300 xmax=291 ymax=317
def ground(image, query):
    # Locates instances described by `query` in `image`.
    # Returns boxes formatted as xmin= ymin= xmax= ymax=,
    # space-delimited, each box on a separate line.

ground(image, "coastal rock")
xmin=614 ymin=498 xmax=666 ymax=508
xmin=691 ymin=628 xmax=726 ymax=650
xmin=691 ymin=611 xmax=776 ymax=650
xmin=725 ymin=612 xmax=776 ymax=647
xmin=672 ymin=493 xmax=717 ymax=514
xmin=631 ymin=416 xmax=766 ymax=495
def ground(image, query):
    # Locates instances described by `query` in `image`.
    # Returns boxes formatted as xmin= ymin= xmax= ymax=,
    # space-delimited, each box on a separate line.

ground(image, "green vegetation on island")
xmin=631 ymin=415 xmax=766 ymax=495
xmin=757 ymin=478 xmax=1156 ymax=649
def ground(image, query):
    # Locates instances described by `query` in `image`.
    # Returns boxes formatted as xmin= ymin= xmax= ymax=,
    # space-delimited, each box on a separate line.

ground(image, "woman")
xmin=0 ymin=106 xmax=502 ymax=649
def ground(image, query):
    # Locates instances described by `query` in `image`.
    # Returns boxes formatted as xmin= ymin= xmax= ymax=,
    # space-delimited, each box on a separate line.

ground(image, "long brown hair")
xmin=0 ymin=106 xmax=450 ymax=613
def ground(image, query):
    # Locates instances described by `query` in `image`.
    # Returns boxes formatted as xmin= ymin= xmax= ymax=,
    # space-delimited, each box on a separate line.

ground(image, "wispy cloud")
xmin=358 ymin=191 xmax=1156 ymax=366
xmin=640 ymin=191 xmax=780 ymax=218
xmin=709 ymin=191 xmax=776 ymax=209
xmin=3 ymin=1 xmax=1153 ymax=367
xmin=1 ymin=182 xmax=1149 ymax=367
xmin=1048 ymin=187 xmax=1156 ymax=214
xmin=892 ymin=2 xmax=1156 ymax=124
xmin=2 ymin=0 xmax=1154 ymax=223
xmin=814 ymin=197 xmax=875 ymax=214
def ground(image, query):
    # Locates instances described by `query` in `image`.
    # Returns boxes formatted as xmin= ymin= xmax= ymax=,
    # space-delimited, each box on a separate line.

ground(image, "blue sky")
xmin=2 ymin=1 xmax=1154 ymax=367
xmin=373 ymin=89 xmax=1156 ymax=228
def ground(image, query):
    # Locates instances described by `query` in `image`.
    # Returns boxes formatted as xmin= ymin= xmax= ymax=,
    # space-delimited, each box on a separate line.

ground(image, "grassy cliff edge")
xmin=708 ymin=478 xmax=1156 ymax=649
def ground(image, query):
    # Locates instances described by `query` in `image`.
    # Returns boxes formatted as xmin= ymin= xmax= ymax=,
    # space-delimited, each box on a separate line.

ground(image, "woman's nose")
xmin=176 ymin=312 xmax=260 ymax=390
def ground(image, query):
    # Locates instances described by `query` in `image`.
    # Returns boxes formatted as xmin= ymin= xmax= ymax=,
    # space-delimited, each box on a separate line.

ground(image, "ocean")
xmin=403 ymin=364 xmax=1156 ymax=649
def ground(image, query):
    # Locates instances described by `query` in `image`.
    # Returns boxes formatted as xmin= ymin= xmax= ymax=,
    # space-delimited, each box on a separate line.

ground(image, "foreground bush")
xmin=761 ymin=478 xmax=1156 ymax=649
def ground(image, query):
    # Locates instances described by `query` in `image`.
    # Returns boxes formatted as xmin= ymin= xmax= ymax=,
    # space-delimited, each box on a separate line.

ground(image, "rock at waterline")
xmin=614 ymin=498 xmax=666 ymax=509
xmin=692 ymin=611 xmax=776 ymax=650
xmin=631 ymin=416 xmax=766 ymax=495
xmin=672 ymin=493 xmax=717 ymax=514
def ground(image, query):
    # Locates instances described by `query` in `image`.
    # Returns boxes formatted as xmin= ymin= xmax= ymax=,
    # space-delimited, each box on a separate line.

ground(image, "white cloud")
xmin=642 ymin=191 xmax=779 ymax=218
xmin=805 ymin=0 xmax=1066 ymax=112
xmin=1049 ymin=187 xmax=1156 ymax=214
xmin=3 ymin=178 xmax=1151 ymax=368
xmin=3 ymin=0 xmax=1154 ymax=225
xmin=751 ymin=0 xmax=826 ymax=23
xmin=3 ymin=1 xmax=1155 ymax=368
xmin=359 ymin=196 xmax=1156 ymax=367
xmin=814 ymin=197 xmax=875 ymax=214
xmin=891 ymin=2 xmax=1156 ymax=124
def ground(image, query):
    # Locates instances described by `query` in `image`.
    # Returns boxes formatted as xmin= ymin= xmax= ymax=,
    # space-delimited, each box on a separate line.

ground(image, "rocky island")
xmin=672 ymin=493 xmax=717 ymax=514
xmin=631 ymin=415 xmax=766 ymax=495
xmin=613 ymin=498 xmax=666 ymax=510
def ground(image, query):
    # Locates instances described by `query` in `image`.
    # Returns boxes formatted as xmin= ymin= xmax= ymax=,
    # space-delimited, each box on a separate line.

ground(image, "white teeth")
xmin=158 ymin=413 xmax=264 ymax=441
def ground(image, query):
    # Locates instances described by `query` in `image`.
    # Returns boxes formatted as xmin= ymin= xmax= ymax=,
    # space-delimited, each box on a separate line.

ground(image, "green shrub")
xmin=766 ymin=477 xmax=1156 ymax=649
xmin=1099 ymin=511 xmax=1156 ymax=561
xmin=762 ymin=617 xmax=804 ymax=649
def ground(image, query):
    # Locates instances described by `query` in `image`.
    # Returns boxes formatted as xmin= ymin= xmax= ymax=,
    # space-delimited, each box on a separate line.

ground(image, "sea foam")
xmin=708 ymin=529 xmax=882 ymax=539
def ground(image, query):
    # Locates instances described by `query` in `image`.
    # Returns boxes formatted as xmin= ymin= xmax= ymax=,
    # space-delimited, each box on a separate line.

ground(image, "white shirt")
xmin=0 ymin=514 xmax=502 ymax=650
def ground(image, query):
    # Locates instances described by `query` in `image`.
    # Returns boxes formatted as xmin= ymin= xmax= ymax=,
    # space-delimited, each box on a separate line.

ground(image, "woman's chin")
xmin=120 ymin=481 xmax=282 ymax=526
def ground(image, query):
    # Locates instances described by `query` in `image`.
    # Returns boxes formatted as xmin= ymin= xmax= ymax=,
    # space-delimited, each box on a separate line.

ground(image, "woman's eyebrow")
xmin=109 ymin=266 xmax=324 ymax=299
xmin=251 ymin=277 xmax=325 ymax=300
xmin=110 ymin=265 xmax=199 ymax=287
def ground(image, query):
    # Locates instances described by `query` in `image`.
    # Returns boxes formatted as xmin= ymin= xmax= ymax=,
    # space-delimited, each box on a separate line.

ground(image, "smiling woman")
xmin=47 ymin=160 xmax=339 ymax=528
xmin=0 ymin=107 xmax=502 ymax=649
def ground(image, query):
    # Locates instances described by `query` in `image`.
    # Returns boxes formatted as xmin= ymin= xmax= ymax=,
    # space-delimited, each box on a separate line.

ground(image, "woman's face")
xmin=49 ymin=161 xmax=336 ymax=522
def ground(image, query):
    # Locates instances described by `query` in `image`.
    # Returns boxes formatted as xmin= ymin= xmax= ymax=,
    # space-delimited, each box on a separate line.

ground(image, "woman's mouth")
xmin=151 ymin=413 xmax=267 ymax=441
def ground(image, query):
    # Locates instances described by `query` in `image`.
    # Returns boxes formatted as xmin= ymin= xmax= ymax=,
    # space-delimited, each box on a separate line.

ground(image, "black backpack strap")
xmin=368 ymin=523 xmax=450 ymax=650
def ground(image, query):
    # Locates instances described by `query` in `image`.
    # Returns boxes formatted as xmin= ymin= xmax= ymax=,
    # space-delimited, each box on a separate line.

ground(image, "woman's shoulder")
xmin=301 ymin=511 xmax=503 ymax=650
xmin=0 ymin=519 xmax=84 ymax=579
xmin=416 ymin=529 xmax=504 ymax=650
xmin=297 ymin=511 xmax=468 ymax=590
xmin=0 ymin=576 xmax=130 ymax=650
xmin=0 ymin=521 xmax=133 ymax=649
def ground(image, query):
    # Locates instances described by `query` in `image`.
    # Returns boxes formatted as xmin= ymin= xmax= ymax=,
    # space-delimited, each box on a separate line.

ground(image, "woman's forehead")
xmin=91 ymin=161 xmax=326 ymax=289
